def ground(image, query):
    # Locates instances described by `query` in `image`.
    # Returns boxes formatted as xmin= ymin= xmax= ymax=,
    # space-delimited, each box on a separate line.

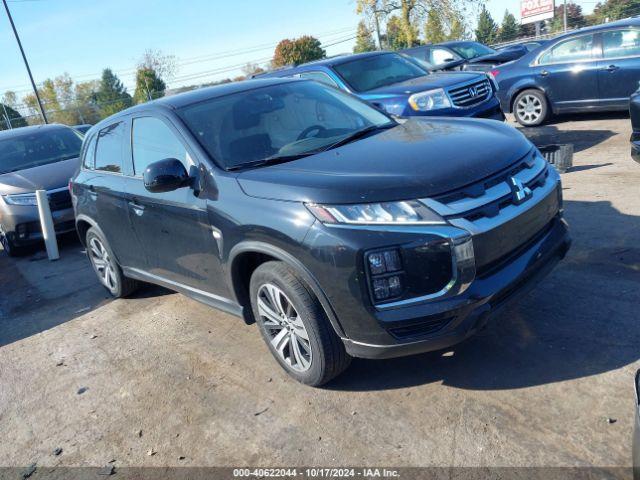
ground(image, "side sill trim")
xmin=123 ymin=267 xmax=244 ymax=318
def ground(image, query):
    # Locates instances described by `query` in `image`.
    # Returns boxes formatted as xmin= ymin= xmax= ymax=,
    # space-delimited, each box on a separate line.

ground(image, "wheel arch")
xmin=75 ymin=215 xmax=121 ymax=262
xmin=509 ymin=85 xmax=551 ymax=114
xmin=228 ymin=241 xmax=346 ymax=338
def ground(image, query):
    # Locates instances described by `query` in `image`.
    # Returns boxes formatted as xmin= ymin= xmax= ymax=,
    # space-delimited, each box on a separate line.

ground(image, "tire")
xmin=513 ymin=89 xmax=549 ymax=127
xmin=0 ymin=230 xmax=23 ymax=257
xmin=85 ymin=227 xmax=139 ymax=298
xmin=249 ymin=261 xmax=351 ymax=386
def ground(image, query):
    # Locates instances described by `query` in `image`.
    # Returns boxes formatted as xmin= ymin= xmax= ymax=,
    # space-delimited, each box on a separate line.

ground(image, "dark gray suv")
xmin=0 ymin=124 xmax=81 ymax=255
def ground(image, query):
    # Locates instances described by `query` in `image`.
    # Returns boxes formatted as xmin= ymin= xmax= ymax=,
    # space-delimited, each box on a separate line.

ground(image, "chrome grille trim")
xmin=420 ymin=152 xmax=559 ymax=237
xmin=447 ymin=79 xmax=492 ymax=108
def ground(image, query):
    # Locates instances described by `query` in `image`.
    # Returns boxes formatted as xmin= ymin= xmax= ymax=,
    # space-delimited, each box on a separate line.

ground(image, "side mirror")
xmin=143 ymin=158 xmax=190 ymax=193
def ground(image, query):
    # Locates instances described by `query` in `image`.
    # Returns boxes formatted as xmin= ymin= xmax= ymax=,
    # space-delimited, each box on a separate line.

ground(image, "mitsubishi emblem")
xmin=508 ymin=177 xmax=532 ymax=205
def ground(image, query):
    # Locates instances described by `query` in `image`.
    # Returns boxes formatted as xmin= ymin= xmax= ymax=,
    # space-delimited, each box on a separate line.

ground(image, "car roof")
xmin=88 ymin=77 xmax=300 ymax=131
xmin=256 ymin=51 xmax=394 ymax=77
xmin=552 ymin=16 xmax=640 ymax=40
xmin=0 ymin=123 xmax=73 ymax=140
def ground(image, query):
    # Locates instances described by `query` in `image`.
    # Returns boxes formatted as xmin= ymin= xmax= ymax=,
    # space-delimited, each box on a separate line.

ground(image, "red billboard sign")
xmin=521 ymin=0 xmax=555 ymax=24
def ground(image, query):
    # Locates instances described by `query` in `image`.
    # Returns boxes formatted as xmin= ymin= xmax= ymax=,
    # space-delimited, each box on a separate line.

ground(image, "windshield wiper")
xmin=320 ymin=123 xmax=395 ymax=152
xmin=227 ymin=152 xmax=314 ymax=171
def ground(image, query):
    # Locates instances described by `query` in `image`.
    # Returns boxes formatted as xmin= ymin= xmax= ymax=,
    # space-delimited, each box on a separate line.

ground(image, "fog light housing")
xmin=367 ymin=249 xmax=404 ymax=302
xmin=16 ymin=223 xmax=28 ymax=239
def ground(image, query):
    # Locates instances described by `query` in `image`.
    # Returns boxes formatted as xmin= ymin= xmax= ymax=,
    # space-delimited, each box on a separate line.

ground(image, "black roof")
xmin=256 ymin=51 xmax=395 ymax=78
xmin=89 ymin=77 xmax=299 ymax=132
xmin=0 ymin=123 xmax=74 ymax=140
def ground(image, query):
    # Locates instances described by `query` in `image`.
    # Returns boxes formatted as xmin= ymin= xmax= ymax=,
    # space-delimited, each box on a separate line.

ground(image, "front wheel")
xmin=85 ymin=227 xmax=139 ymax=297
xmin=513 ymin=89 xmax=549 ymax=127
xmin=249 ymin=261 xmax=351 ymax=386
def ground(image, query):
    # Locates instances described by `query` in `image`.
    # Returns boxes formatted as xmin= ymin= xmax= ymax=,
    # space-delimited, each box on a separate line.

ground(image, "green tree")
xmin=475 ymin=6 xmax=498 ymax=45
xmin=498 ymin=10 xmax=519 ymax=42
xmin=95 ymin=69 xmax=132 ymax=118
xmin=424 ymin=9 xmax=446 ymax=44
xmin=594 ymin=0 xmax=640 ymax=22
xmin=272 ymin=36 xmax=326 ymax=67
xmin=0 ymin=104 xmax=28 ymax=130
xmin=446 ymin=13 xmax=466 ymax=40
xmin=133 ymin=68 xmax=166 ymax=104
xmin=354 ymin=20 xmax=377 ymax=53
xmin=385 ymin=16 xmax=405 ymax=49
xmin=74 ymin=80 xmax=101 ymax=124
xmin=550 ymin=2 xmax=585 ymax=32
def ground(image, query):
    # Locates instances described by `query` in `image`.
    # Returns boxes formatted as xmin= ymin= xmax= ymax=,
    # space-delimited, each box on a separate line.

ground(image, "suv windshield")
xmin=0 ymin=127 xmax=82 ymax=175
xmin=178 ymin=81 xmax=394 ymax=170
xmin=332 ymin=53 xmax=428 ymax=92
xmin=449 ymin=42 xmax=496 ymax=59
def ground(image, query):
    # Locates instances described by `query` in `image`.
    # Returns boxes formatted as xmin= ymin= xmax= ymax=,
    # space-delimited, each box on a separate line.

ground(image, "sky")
xmin=1 ymin=0 xmax=595 ymax=102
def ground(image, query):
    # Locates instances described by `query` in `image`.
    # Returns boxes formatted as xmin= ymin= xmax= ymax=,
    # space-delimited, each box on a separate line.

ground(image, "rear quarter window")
xmin=94 ymin=122 xmax=124 ymax=173
xmin=82 ymin=134 xmax=97 ymax=169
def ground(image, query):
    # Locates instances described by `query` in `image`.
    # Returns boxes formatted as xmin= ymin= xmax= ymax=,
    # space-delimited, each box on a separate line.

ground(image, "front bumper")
xmin=343 ymin=216 xmax=570 ymax=359
xmin=0 ymin=203 xmax=76 ymax=247
xmin=402 ymin=96 xmax=504 ymax=121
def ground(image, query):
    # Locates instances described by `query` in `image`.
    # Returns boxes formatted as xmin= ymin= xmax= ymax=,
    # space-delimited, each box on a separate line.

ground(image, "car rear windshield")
xmin=332 ymin=53 xmax=428 ymax=92
xmin=0 ymin=127 xmax=82 ymax=175
xmin=177 ymin=81 xmax=393 ymax=170
xmin=449 ymin=42 xmax=496 ymax=59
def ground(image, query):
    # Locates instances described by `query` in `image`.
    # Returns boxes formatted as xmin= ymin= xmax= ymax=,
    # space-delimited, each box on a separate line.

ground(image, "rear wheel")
xmin=513 ymin=89 xmax=549 ymax=127
xmin=85 ymin=227 xmax=139 ymax=297
xmin=249 ymin=261 xmax=351 ymax=386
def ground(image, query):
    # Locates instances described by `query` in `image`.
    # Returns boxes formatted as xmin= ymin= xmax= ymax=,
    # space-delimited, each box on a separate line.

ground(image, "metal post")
xmin=143 ymin=76 xmax=152 ymax=101
xmin=535 ymin=21 xmax=541 ymax=38
xmin=2 ymin=0 xmax=48 ymax=124
xmin=563 ymin=0 xmax=568 ymax=32
xmin=35 ymin=190 xmax=59 ymax=261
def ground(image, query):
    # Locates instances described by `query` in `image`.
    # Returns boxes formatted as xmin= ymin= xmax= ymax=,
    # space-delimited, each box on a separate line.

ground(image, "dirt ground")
xmin=1 ymin=113 xmax=639 ymax=472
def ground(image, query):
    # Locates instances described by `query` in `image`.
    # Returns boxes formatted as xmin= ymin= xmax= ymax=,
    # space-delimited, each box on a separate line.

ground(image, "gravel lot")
xmin=1 ymin=113 xmax=639 ymax=472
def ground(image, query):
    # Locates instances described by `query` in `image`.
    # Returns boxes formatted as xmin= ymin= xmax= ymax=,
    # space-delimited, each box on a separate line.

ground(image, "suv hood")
xmin=0 ymin=158 xmax=78 ymax=196
xmin=468 ymin=47 xmax=527 ymax=65
xmin=362 ymin=72 xmax=484 ymax=97
xmin=237 ymin=118 xmax=533 ymax=204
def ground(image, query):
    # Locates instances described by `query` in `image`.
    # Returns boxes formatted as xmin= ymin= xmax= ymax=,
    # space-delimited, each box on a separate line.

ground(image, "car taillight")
xmin=68 ymin=179 xmax=73 ymax=192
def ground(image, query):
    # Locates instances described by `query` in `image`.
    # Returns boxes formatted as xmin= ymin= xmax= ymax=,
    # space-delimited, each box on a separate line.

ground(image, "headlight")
xmin=408 ymin=88 xmax=452 ymax=111
xmin=306 ymin=200 xmax=446 ymax=225
xmin=3 ymin=193 xmax=38 ymax=206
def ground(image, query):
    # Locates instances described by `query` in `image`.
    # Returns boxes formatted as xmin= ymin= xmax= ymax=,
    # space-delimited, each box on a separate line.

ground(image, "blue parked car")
xmin=257 ymin=52 xmax=504 ymax=120
xmin=492 ymin=17 xmax=640 ymax=126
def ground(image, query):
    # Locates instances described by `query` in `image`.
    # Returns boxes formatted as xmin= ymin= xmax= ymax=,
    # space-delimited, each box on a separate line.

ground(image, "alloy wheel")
xmin=516 ymin=94 xmax=543 ymax=124
xmin=89 ymin=237 xmax=117 ymax=292
xmin=256 ymin=283 xmax=312 ymax=372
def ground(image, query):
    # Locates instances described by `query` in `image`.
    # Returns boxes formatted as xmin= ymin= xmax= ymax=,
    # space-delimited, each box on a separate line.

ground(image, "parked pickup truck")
xmin=71 ymin=78 xmax=570 ymax=386
xmin=256 ymin=51 xmax=505 ymax=121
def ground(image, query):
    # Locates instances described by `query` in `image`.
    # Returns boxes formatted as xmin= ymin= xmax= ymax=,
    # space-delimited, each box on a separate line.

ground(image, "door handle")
xmin=128 ymin=201 xmax=145 ymax=216
xmin=604 ymin=64 xmax=619 ymax=72
xmin=540 ymin=70 xmax=549 ymax=77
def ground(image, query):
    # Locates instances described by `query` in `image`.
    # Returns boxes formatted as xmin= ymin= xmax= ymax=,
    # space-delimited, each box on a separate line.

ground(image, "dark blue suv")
xmin=492 ymin=18 xmax=640 ymax=126
xmin=258 ymin=52 xmax=504 ymax=120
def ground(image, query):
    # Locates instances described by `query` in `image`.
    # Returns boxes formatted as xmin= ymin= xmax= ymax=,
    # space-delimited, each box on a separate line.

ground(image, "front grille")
xmin=48 ymin=189 xmax=72 ymax=211
xmin=423 ymin=149 xmax=560 ymax=275
xmin=447 ymin=79 xmax=492 ymax=108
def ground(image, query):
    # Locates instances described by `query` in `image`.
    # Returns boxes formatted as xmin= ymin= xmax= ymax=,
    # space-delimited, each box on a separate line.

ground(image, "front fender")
xmin=227 ymin=240 xmax=346 ymax=337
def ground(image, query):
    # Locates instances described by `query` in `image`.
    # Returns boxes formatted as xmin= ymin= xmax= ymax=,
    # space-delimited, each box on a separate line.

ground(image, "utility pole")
xmin=563 ymin=0 xmax=568 ymax=32
xmin=2 ymin=0 xmax=48 ymax=124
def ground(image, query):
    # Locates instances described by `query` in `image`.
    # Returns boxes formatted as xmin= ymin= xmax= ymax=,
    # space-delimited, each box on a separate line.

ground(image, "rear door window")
xmin=94 ymin=122 xmax=124 ymax=173
xmin=131 ymin=117 xmax=189 ymax=176
xmin=602 ymin=29 xmax=640 ymax=59
xmin=539 ymin=35 xmax=597 ymax=65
